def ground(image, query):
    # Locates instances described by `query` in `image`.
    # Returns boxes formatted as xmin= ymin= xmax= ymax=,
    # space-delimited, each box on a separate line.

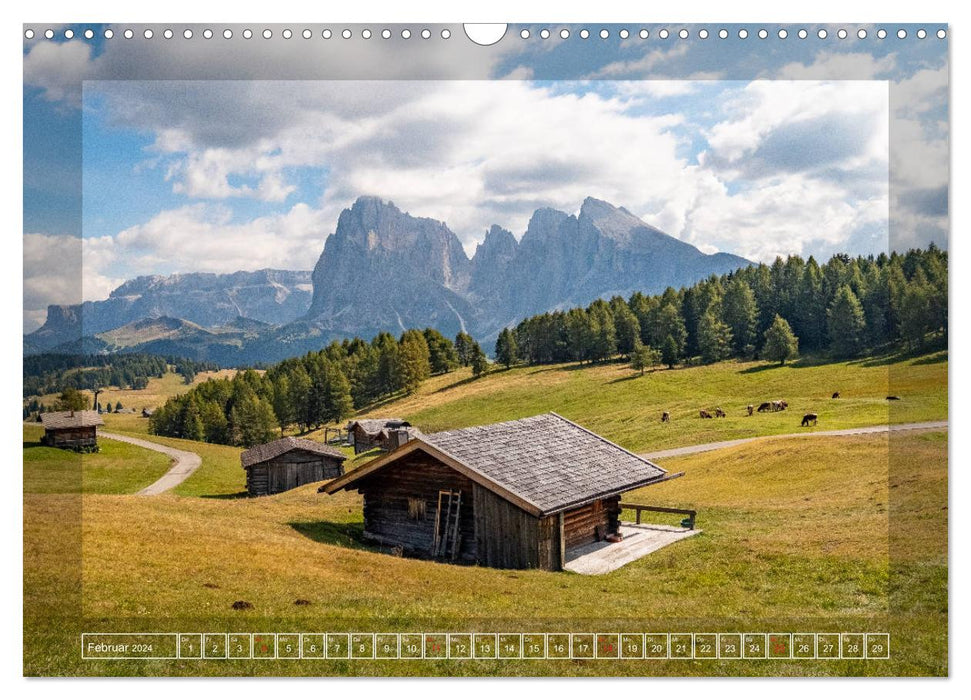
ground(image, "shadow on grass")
xmin=290 ymin=520 xmax=379 ymax=552
xmin=23 ymin=440 xmax=45 ymax=450
xmin=200 ymin=491 xmax=250 ymax=500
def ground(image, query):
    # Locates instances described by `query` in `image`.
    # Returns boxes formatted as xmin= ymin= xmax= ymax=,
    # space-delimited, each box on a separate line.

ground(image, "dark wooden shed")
xmin=322 ymin=412 xmax=675 ymax=570
xmin=346 ymin=418 xmax=415 ymax=454
xmin=241 ymin=437 xmax=347 ymax=496
xmin=40 ymin=410 xmax=104 ymax=452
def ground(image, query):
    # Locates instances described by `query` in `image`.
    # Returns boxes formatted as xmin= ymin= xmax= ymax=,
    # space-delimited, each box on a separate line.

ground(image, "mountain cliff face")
xmin=25 ymin=269 xmax=312 ymax=352
xmin=305 ymin=196 xmax=751 ymax=339
xmin=306 ymin=196 xmax=475 ymax=338
xmin=25 ymin=196 xmax=752 ymax=362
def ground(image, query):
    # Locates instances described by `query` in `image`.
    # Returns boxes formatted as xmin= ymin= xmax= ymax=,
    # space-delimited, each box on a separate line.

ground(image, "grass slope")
xmin=23 ymin=431 xmax=946 ymax=676
xmin=335 ymin=351 xmax=947 ymax=453
xmin=23 ymin=424 xmax=172 ymax=495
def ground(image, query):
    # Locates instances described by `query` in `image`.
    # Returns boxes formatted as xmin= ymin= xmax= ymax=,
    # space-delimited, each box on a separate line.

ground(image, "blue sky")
xmin=23 ymin=24 xmax=948 ymax=331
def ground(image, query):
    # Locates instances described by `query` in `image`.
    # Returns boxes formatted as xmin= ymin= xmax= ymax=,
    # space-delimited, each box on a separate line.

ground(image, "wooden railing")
xmin=621 ymin=503 xmax=696 ymax=530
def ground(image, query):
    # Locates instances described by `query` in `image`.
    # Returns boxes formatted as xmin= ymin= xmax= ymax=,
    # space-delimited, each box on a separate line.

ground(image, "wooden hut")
xmin=241 ymin=437 xmax=347 ymax=497
xmin=40 ymin=410 xmax=104 ymax=451
xmin=346 ymin=418 xmax=415 ymax=454
xmin=322 ymin=412 xmax=678 ymax=570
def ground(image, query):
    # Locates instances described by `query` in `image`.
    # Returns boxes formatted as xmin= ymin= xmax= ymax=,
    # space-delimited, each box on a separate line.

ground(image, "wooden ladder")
xmin=432 ymin=489 xmax=463 ymax=559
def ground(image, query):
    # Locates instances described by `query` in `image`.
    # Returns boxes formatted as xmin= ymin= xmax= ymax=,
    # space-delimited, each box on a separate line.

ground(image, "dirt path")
xmin=101 ymin=431 xmax=202 ymax=495
xmin=640 ymin=420 xmax=948 ymax=460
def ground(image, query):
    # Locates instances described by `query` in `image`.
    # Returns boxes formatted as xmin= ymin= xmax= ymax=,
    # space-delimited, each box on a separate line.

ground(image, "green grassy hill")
xmin=323 ymin=350 xmax=948 ymax=453
xmin=22 ymin=350 xmax=948 ymax=676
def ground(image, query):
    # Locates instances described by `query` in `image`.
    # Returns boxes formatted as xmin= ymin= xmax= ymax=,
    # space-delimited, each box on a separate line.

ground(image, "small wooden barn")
xmin=241 ymin=437 xmax=347 ymax=497
xmin=322 ymin=412 xmax=676 ymax=570
xmin=40 ymin=410 xmax=104 ymax=451
xmin=346 ymin=418 xmax=416 ymax=454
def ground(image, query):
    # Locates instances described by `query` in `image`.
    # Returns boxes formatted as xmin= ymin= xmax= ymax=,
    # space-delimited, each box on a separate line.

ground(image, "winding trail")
xmin=640 ymin=420 xmax=948 ymax=461
xmin=101 ymin=431 xmax=202 ymax=495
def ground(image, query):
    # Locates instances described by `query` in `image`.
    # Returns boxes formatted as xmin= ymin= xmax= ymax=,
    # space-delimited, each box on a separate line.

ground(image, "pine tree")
xmin=270 ymin=374 xmax=293 ymax=434
xmin=423 ymin=328 xmax=460 ymax=374
xmin=697 ymin=310 xmax=733 ymax=364
xmin=898 ymin=281 xmax=932 ymax=350
xmin=722 ymin=278 xmax=758 ymax=355
xmin=495 ymin=328 xmax=519 ymax=369
xmin=454 ymin=332 xmax=476 ymax=366
xmin=55 ymin=387 xmax=89 ymax=412
xmin=661 ymin=335 xmax=679 ymax=369
xmin=610 ymin=297 xmax=641 ymax=357
xmin=181 ymin=397 xmax=205 ymax=442
xmin=762 ymin=314 xmax=799 ymax=365
xmin=827 ymin=284 xmax=867 ymax=358
xmin=471 ymin=343 xmax=490 ymax=377
xmin=398 ymin=330 xmax=431 ymax=394
xmin=630 ymin=339 xmax=660 ymax=375
xmin=656 ymin=304 xmax=687 ymax=359
xmin=587 ymin=299 xmax=617 ymax=362
xmin=324 ymin=362 xmax=355 ymax=423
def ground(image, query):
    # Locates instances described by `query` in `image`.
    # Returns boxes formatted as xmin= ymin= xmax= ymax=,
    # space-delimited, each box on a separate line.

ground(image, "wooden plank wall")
xmin=562 ymin=496 xmax=622 ymax=549
xmin=357 ymin=451 xmax=477 ymax=560
xmin=473 ymin=485 xmax=560 ymax=570
xmin=246 ymin=450 xmax=345 ymax=496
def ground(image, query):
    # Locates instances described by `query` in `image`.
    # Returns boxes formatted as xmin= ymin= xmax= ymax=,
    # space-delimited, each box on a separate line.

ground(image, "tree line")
xmin=149 ymin=246 xmax=946 ymax=447
xmin=23 ymin=353 xmax=218 ymax=398
xmin=149 ymin=328 xmax=490 ymax=446
xmin=501 ymin=246 xmax=946 ymax=371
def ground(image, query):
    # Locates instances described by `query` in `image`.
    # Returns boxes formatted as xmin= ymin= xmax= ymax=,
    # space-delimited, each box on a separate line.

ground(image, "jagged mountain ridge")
xmin=25 ymin=196 xmax=752 ymax=362
xmin=25 ymin=269 xmax=313 ymax=352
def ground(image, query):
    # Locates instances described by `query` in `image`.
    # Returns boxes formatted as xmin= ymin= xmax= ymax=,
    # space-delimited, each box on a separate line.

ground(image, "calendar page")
xmin=22 ymin=22 xmax=948 ymax=677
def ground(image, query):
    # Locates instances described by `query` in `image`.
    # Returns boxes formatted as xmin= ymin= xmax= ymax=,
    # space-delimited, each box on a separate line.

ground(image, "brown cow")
xmin=699 ymin=410 xmax=713 ymax=419
xmin=832 ymin=392 xmax=840 ymax=399
xmin=714 ymin=408 xmax=726 ymax=418
xmin=801 ymin=413 xmax=818 ymax=427
xmin=661 ymin=411 xmax=670 ymax=423
xmin=747 ymin=405 xmax=754 ymax=416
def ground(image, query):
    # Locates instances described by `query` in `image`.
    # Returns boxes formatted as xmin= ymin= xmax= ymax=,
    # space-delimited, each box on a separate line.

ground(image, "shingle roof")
xmin=40 ymin=410 xmax=104 ymax=430
xmin=240 ymin=436 xmax=347 ymax=468
xmin=347 ymin=418 xmax=411 ymax=436
xmin=325 ymin=412 xmax=667 ymax=516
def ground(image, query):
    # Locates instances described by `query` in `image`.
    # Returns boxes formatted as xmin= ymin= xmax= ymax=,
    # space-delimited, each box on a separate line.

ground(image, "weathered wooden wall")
xmin=43 ymin=426 xmax=97 ymax=450
xmin=351 ymin=426 xmax=389 ymax=454
xmin=472 ymin=486 xmax=561 ymax=570
xmin=246 ymin=450 xmax=344 ymax=496
xmin=356 ymin=451 xmax=477 ymax=560
xmin=562 ymin=496 xmax=622 ymax=549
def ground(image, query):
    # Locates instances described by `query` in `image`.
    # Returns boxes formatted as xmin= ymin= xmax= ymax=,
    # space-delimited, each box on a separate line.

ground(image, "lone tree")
xmin=630 ymin=339 xmax=660 ymax=376
xmin=762 ymin=314 xmax=799 ymax=365
xmin=495 ymin=328 xmax=519 ymax=369
xmin=55 ymin=387 xmax=89 ymax=412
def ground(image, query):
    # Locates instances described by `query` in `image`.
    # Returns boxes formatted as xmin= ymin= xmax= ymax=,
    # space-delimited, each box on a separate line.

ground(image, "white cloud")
xmin=65 ymin=77 xmax=895 ymax=304
xmin=772 ymin=51 xmax=897 ymax=80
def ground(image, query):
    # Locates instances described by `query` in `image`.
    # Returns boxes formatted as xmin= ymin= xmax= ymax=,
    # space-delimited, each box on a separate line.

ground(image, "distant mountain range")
xmin=25 ymin=196 xmax=751 ymax=363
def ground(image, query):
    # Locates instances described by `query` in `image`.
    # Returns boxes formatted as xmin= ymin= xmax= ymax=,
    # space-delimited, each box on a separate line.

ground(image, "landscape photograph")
xmin=22 ymin=25 xmax=949 ymax=678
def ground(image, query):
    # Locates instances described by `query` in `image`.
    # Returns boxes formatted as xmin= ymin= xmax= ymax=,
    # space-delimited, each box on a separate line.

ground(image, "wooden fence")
xmin=620 ymin=503 xmax=696 ymax=530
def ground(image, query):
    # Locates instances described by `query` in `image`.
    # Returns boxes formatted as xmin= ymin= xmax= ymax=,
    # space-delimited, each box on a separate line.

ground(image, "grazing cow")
xmin=801 ymin=413 xmax=818 ymax=427
xmin=699 ymin=410 xmax=713 ymax=419
xmin=714 ymin=408 xmax=726 ymax=418
xmin=832 ymin=392 xmax=840 ymax=399
xmin=661 ymin=411 xmax=670 ymax=423
xmin=886 ymin=395 xmax=901 ymax=401
xmin=757 ymin=402 xmax=772 ymax=412
xmin=747 ymin=405 xmax=754 ymax=416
